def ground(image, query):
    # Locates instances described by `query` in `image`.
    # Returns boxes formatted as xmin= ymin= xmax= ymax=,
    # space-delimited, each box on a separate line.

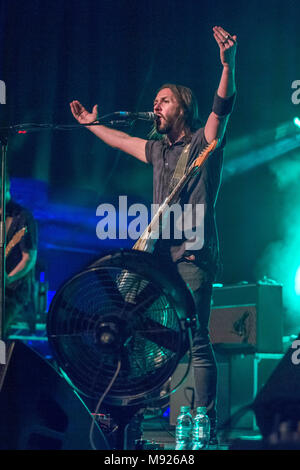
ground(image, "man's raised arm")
xmin=70 ymin=100 xmax=148 ymax=163
xmin=204 ymin=26 xmax=237 ymax=145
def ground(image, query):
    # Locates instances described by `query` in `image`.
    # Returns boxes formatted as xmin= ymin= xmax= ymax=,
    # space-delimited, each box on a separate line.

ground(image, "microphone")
xmin=115 ymin=111 xmax=156 ymax=121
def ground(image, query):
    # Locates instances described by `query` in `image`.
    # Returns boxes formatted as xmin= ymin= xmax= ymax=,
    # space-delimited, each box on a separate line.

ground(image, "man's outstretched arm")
xmin=70 ymin=100 xmax=148 ymax=163
xmin=204 ymin=25 xmax=237 ymax=145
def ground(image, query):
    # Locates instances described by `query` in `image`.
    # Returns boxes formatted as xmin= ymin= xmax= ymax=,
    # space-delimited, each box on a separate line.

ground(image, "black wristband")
xmin=212 ymin=91 xmax=236 ymax=117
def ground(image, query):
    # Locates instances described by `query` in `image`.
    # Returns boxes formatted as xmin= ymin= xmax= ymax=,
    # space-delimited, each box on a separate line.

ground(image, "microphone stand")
xmin=0 ymin=133 xmax=7 ymax=343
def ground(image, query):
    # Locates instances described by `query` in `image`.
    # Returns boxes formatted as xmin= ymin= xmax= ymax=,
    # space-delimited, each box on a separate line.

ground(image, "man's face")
xmin=153 ymin=88 xmax=182 ymax=134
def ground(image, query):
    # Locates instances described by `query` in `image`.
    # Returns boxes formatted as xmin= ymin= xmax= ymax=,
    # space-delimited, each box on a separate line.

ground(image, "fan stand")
xmin=86 ymin=397 xmax=144 ymax=450
xmin=113 ymin=406 xmax=143 ymax=450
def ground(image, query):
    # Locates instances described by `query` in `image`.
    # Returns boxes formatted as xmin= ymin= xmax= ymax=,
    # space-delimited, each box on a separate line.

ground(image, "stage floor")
xmin=141 ymin=415 xmax=263 ymax=450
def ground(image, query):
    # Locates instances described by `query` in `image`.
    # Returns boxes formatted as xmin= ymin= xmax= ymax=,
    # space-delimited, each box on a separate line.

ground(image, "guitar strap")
xmin=168 ymin=142 xmax=191 ymax=194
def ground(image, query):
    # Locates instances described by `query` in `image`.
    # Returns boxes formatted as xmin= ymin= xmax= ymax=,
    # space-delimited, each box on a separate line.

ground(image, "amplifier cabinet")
xmin=209 ymin=283 xmax=283 ymax=353
xmin=219 ymin=352 xmax=284 ymax=430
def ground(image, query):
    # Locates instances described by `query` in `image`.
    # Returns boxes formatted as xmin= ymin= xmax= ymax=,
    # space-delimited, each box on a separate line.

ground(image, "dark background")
xmin=0 ymin=0 xmax=300 ymax=333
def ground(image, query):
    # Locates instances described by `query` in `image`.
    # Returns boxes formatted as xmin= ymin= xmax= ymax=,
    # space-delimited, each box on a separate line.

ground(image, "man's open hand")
xmin=213 ymin=26 xmax=237 ymax=69
xmin=70 ymin=100 xmax=98 ymax=125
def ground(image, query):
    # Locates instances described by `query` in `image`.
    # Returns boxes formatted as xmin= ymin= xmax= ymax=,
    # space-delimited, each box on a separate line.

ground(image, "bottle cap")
xmin=180 ymin=406 xmax=190 ymax=412
xmin=196 ymin=406 xmax=207 ymax=413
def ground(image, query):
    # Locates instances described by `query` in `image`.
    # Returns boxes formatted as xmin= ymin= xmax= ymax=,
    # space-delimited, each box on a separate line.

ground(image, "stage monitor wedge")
xmin=0 ymin=340 xmax=108 ymax=450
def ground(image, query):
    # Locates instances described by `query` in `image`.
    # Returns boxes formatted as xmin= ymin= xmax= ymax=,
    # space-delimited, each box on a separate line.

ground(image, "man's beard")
xmin=155 ymin=117 xmax=172 ymax=135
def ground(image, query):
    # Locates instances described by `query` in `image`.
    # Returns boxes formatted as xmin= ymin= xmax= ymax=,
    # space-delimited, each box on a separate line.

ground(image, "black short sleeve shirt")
xmin=145 ymin=128 xmax=224 ymax=275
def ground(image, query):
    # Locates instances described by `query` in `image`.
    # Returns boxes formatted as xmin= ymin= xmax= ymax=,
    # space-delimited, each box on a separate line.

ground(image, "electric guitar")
xmin=133 ymin=139 xmax=218 ymax=253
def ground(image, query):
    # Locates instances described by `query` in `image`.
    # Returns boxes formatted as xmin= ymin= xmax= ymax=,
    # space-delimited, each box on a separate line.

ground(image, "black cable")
xmin=89 ymin=358 xmax=122 ymax=450
xmin=0 ymin=110 xmax=136 ymax=134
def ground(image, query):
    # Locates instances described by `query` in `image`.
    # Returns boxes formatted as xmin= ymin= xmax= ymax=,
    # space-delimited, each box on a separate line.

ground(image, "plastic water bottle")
xmin=191 ymin=406 xmax=210 ymax=450
xmin=175 ymin=406 xmax=193 ymax=450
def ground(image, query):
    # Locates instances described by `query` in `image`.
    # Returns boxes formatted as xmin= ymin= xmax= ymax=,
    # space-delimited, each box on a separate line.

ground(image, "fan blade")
xmin=95 ymin=267 xmax=128 ymax=307
xmin=135 ymin=318 xmax=181 ymax=353
xmin=117 ymin=280 xmax=183 ymax=353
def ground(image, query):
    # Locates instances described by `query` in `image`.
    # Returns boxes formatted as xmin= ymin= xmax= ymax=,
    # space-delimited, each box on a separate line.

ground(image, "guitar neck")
xmin=133 ymin=139 xmax=218 ymax=251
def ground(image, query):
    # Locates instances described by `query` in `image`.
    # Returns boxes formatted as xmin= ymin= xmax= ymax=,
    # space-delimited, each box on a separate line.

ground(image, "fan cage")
xmin=47 ymin=251 xmax=195 ymax=406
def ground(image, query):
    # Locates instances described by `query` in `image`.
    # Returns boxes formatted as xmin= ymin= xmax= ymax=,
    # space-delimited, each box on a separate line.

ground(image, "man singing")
xmin=70 ymin=25 xmax=237 ymax=446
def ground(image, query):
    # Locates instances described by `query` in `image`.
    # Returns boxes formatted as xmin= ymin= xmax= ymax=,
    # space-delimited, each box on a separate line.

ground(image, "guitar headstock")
xmin=14 ymin=227 xmax=27 ymax=243
xmin=191 ymin=139 xmax=218 ymax=170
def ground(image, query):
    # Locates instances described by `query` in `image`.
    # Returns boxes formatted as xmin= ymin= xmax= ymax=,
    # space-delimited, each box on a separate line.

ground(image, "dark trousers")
xmin=176 ymin=260 xmax=218 ymax=425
